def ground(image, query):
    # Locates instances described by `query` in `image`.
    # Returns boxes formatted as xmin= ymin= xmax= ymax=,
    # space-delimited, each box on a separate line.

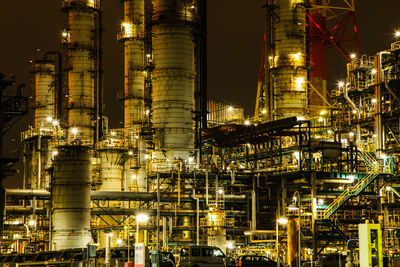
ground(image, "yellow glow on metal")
xmin=122 ymin=22 xmax=133 ymax=38
xmin=277 ymin=218 xmax=288 ymax=224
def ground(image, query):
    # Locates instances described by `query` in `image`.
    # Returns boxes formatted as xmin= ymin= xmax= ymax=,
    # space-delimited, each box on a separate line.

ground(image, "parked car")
xmin=236 ymin=255 xmax=276 ymax=267
xmin=180 ymin=246 xmax=226 ymax=267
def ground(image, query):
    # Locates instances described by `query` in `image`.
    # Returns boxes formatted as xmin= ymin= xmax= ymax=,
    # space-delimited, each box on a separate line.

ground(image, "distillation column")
xmin=33 ymin=59 xmax=56 ymax=128
xmin=63 ymin=0 xmax=100 ymax=145
xmin=273 ymin=0 xmax=308 ymax=119
xmin=25 ymin=58 xmax=56 ymax=190
xmin=120 ymin=0 xmax=147 ymax=191
xmin=151 ymin=0 xmax=197 ymax=167
xmin=51 ymin=146 xmax=92 ymax=250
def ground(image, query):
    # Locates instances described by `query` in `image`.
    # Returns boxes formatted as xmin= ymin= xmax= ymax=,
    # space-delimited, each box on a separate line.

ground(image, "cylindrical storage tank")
xmin=273 ymin=0 xmax=308 ymax=119
xmin=151 ymin=0 xmax=197 ymax=167
xmin=64 ymin=0 xmax=99 ymax=145
xmin=51 ymin=145 xmax=92 ymax=250
xmin=34 ymin=59 xmax=56 ymax=128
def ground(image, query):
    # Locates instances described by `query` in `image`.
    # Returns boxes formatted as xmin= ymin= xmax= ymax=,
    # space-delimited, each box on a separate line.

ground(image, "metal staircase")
xmin=323 ymin=145 xmax=385 ymax=219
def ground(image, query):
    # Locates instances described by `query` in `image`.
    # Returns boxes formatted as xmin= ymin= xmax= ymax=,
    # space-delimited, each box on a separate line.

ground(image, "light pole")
xmin=136 ymin=213 xmax=149 ymax=243
xmin=276 ymin=217 xmax=288 ymax=267
xmin=288 ymin=191 xmax=301 ymax=267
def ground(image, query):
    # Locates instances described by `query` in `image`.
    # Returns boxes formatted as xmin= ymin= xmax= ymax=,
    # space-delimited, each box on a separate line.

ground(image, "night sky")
xmin=1 ymin=0 xmax=400 ymax=188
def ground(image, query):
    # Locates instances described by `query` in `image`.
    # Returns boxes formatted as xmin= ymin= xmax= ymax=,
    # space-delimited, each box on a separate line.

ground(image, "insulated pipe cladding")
xmin=63 ymin=0 xmax=100 ymax=145
xmin=151 ymin=0 xmax=198 ymax=168
xmin=273 ymin=0 xmax=308 ymax=119
xmin=51 ymin=146 xmax=92 ymax=250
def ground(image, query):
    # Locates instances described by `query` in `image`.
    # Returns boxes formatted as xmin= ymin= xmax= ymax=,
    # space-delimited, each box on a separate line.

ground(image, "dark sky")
xmin=1 ymin=0 xmax=400 ymax=188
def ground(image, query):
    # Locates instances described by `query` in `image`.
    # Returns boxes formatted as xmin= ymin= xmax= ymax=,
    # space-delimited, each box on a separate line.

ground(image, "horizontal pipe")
xmin=6 ymin=190 xmax=247 ymax=202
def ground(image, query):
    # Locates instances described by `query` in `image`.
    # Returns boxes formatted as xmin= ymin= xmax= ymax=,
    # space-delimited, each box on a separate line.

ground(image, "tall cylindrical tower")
xmin=63 ymin=0 xmax=100 ymax=145
xmin=51 ymin=146 xmax=92 ymax=250
xmin=151 ymin=0 xmax=197 ymax=165
xmin=121 ymin=0 xmax=145 ymax=130
xmin=119 ymin=0 xmax=147 ymax=191
xmin=273 ymin=0 xmax=308 ymax=119
xmin=33 ymin=59 xmax=56 ymax=128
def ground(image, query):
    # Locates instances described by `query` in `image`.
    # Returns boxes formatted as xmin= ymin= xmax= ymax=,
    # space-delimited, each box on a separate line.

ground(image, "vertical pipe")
xmin=157 ymin=173 xmax=160 ymax=250
xmin=251 ymin=189 xmax=257 ymax=231
xmin=105 ymin=233 xmax=111 ymax=266
xmin=163 ymin=217 xmax=167 ymax=249
xmin=206 ymin=170 xmax=209 ymax=205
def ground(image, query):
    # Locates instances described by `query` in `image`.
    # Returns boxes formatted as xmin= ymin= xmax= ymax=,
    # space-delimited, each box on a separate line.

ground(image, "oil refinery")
xmin=1 ymin=0 xmax=400 ymax=266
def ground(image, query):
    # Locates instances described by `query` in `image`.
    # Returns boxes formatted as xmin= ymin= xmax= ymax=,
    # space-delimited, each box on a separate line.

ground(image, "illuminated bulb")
xmin=71 ymin=128 xmax=78 ymax=134
xmin=145 ymin=110 xmax=150 ymax=115
xmin=318 ymin=117 xmax=323 ymax=122
xmin=349 ymin=132 xmax=355 ymax=137
xmin=320 ymin=110 xmax=327 ymax=116
xmin=327 ymin=130 xmax=333 ymax=134
xmin=122 ymin=22 xmax=133 ymax=38
xmin=146 ymin=54 xmax=151 ymax=58
xmin=338 ymin=81 xmax=345 ymax=88
xmin=293 ymin=151 xmax=300 ymax=160
xmin=395 ymin=31 xmax=400 ymax=38
xmin=277 ymin=218 xmax=288 ymax=224
xmin=261 ymin=109 xmax=267 ymax=114
xmin=294 ymin=77 xmax=305 ymax=87
xmin=352 ymin=110 xmax=357 ymax=114
xmin=62 ymin=31 xmax=68 ymax=37
xmin=111 ymin=132 xmax=116 ymax=136
xmin=386 ymin=186 xmax=391 ymax=191
xmin=373 ymin=134 xmax=377 ymax=138
xmin=371 ymin=98 xmax=377 ymax=103
xmin=297 ymin=116 xmax=304 ymax=121
xmin=46 ymin=117 xmax=52 ymax=122
xmin=227 ymin=106 xmax=233 ymax=112
xmin=244 ymin=120 xmax=250 ymax=125
xmin=318 ymin=199 xmax=324 ymax=205
xmin=116 ymin=239 xmax=123 ymax=244
xmin=144 ymin=154 xmax=150 ymax=159
xmin=292 ymin=52 xmax=301 ymax=61
xmin=226 ymin=242 xmax=234 ymax=249
xmin=131 ymin=174 xmax=137 ymax=180
xmin=188 ymin=157 xmax=194 ymax=163
xmin=28 ymin=220 xmax=35 ymax=226
xmin=218 ymin=189 xmax=224 ymax=194
xmin=128 ymin=151 xmax=133 ymax=155
xmin=338 ymin=186 xmax=343 ymax=190
xmin=350 ymin=53 xmax=356 ymax=59
xmin=371 ymin=69 xmax=377 ymax=75
xmin=52 ymin=120 xmax=58 ymax=126
xmin=52 ymin=151 xmax=58 ymax=156
xmin=137 ymin=214 xmax=149 ymax=223
xmin=108 ymin=232 xmax=113 ymax=237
